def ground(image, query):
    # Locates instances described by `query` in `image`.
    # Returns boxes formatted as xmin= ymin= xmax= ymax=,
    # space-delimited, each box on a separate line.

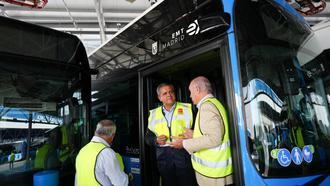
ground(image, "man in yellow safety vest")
xmin=171 ymin=76 xmax=233 ymax=186
xmin=9 ymin=151 xmax=15 ymax=169
xmin=75 ymin=120 xmax=128 ymax=186
xmin=145 ymin=83 xmax=197 ymax=186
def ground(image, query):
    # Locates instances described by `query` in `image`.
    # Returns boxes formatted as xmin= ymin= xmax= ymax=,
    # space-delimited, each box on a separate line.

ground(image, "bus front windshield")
xmin=236 ymin=0 xmax=330 ymax=177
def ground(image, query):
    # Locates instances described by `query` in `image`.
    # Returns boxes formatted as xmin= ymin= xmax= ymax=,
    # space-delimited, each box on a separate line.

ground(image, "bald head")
xmin=189 ymin=76 xmax=212 ymax=105
xmin=190 ymin=76 xmax=213 ymax=94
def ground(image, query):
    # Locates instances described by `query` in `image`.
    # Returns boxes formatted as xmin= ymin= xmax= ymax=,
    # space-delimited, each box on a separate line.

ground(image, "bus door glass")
xmin=91 ymin=73 xmax=141 ymax=184
xmin=236 ymin=0 xmax=330 ymax=177
xmin=0 ymin=60 xmax=88 ymax=184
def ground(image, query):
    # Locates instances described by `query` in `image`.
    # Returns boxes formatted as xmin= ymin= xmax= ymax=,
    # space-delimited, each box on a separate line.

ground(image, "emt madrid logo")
xmin=186 ymin=19 xmax=200 ymax=36
xmin=151 ymin=19 xmax=200 ymax=55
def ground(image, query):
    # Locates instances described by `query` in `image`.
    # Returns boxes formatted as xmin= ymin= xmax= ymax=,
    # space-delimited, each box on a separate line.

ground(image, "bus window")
xmin=0 ymin=16 xmax=91 ymax=185
xmin=236 ymin=0 xmax=330 ymax=177
xmin=91 ymin=76 xmax=140 ymax=157
xmin=90 ymin=74 xmax=141 ymax=185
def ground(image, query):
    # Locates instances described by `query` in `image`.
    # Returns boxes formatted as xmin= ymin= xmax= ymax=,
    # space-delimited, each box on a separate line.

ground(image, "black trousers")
xmin=157 ymin=148 xmax=197 ymax=186
xmin=159 ymin=165 xmax=197 ymax=186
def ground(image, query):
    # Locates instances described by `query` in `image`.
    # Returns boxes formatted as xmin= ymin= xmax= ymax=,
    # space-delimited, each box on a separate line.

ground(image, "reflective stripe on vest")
xmin=75 ymin=142 xmax=106 ymax=186
xmin=191 ymin=97 xmax=233 ymax=178
xmin=148 ymin=102 xmax=192 ymax=141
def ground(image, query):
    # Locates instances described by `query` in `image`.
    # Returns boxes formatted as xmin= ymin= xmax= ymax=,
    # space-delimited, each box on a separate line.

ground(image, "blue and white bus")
xmin=89 ymin=0 xmax=330 ymax=185
xmin=0 ymin=16 xmax=91 ymax=185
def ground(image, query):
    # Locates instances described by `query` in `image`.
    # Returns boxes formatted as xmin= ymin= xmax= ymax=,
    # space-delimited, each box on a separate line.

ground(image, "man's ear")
xmin=195 ymin=86 xmax=200 ymax=93
xmin=108 ymin=134 xmax=115 ymax=144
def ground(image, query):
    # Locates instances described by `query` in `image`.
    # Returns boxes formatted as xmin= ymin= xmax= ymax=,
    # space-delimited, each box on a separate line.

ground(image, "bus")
xmin=0 ymin=16 xmax=91 ymax=185
xmin=89 ymin=0 xmax=330 ymax=185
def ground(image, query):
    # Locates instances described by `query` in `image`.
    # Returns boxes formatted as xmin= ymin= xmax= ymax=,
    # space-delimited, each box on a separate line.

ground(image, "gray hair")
xmin=95 ymin=119 xmax=116 ymax=136
xmin=192 ymin=76 xmax=213 ymax=93
xmin=156 ymin=83 xmax=174 ymax=96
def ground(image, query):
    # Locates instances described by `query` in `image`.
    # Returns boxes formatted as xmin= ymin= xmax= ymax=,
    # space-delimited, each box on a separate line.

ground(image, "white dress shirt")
xmin=162 ymin=103 xmax=176 ymax=127
xmin=75 ymin=136 xmax=128 ymax=186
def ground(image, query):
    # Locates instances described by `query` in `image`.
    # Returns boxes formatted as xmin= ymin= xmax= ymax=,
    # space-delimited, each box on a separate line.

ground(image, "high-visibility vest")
xmin=115 ymin=152 xmax=125 ymax=171
xmin=60 ymin=125 xmax=69 ymax=146
xmin=76 ymin=142 xmax=106 ymax=186
xmin=191 ymin=97 xmax=233 ymax=178
xmin=34 ymin=144 xmax=50 ymax=169
xmin=59 ymin=125 xmax=71 ymax=163
xmin=148 ymin=102 xmax=192 ymax=142
xmin=290 ymin=126 xmax=305 ymax=148
xmin=59 ymin=147 xmax=70 ymax=163
xmin=10 ymin=152 xmax=15 ymax=161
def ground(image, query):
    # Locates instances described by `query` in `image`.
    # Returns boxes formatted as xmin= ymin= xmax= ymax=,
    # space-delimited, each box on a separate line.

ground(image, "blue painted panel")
xmin=265 ymin=175 xmax=329 ymax=185
xmin=123 ymin=156 xmax=141 ymax=186
xmin=320 ymin=176 xmax=330 ymax=186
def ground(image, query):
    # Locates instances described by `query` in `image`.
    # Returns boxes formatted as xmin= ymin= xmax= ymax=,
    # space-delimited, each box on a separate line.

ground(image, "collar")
xmin=91 ymin=136 xmax=110 ymax=147
xmin=162 ymin=102 xmax=176 ymax=113
xmin=197 ymin=94 xmax=214 ymax=109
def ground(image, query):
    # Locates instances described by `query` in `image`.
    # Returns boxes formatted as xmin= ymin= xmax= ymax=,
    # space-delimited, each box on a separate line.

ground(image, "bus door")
xmin=139 ymin=40 xmax=233 ymax=186
xmin=91 ymin=74 xmax=141 ymax=185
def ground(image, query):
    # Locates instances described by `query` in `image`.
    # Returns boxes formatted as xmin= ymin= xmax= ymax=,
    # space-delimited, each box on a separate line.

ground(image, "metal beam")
xmin=62 ymin=0 xmax=80 ymax=32
xmin=94 ymin=0 xmax=107 ymax=44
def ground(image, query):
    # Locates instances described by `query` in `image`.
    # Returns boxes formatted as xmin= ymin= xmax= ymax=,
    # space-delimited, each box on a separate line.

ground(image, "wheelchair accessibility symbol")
xmin=277 ymin=149 xmax=291 ymax=167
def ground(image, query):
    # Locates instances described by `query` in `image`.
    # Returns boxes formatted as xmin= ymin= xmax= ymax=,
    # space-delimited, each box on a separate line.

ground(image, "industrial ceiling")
xmin=0 ymin=0 xmax=153 ymax=54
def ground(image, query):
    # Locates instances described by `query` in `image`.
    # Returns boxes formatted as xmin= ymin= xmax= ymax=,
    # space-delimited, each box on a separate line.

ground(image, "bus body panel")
xmin=0 ymin=16 xmax=91 ymax=186
xmin=224 ymin=0 xmax=267 ymax=185
xmin=228 ymin=0 xmax=329 ymax=185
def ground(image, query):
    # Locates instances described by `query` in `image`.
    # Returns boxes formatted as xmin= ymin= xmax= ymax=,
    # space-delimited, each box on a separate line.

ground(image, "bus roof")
xmin=88 ymin=0 xmax=165 ymax=56
xmin=88 ymin=0 xmax=166 ymax=77
xmin=88 ymin=0 xmax=227 ymax=80
xmin=0 ymin=16 xmax=88 ymax=66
